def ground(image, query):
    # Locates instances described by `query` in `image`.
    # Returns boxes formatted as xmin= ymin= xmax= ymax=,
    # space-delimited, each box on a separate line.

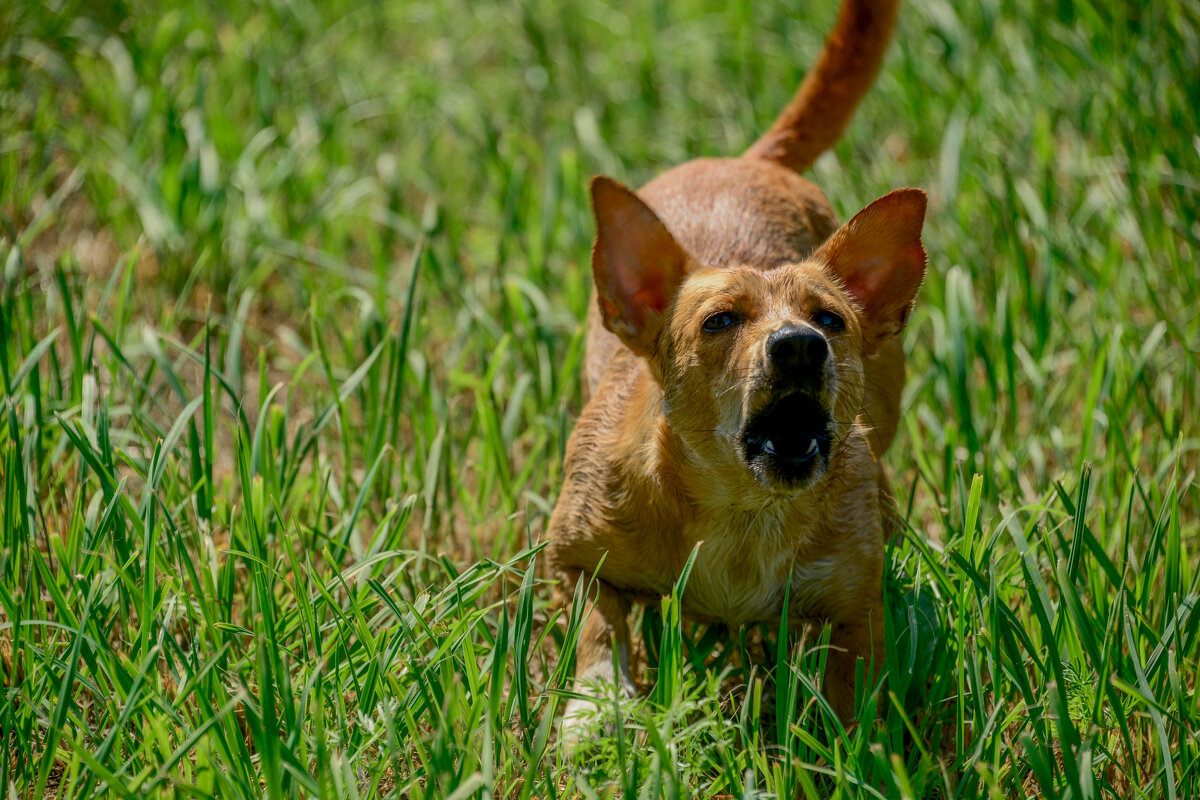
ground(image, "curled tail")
xmin=745 ymin=0 xmax=901 ymax=173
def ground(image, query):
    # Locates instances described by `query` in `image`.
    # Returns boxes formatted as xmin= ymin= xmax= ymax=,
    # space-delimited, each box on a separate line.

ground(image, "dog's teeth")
xmin=806 ymin=438 xmax=819 ymax=456
xmin=763 ymin=439 xmax=776 ymax=455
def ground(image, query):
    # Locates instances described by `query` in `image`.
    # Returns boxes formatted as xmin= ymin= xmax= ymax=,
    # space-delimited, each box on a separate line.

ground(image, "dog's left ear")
xmin=814 ymin=189 xmax=927 ymax=354
xmin=590 ymin=176 xmax=692 ymax=359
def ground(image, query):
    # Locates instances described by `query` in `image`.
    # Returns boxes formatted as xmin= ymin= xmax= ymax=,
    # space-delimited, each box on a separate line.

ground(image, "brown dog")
xmin=550 ymin=0 xmax=926 ymax=737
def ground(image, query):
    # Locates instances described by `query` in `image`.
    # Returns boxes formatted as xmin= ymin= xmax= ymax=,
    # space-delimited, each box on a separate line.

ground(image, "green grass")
xmin=1 ymin=0 xmax=1198 ymax=796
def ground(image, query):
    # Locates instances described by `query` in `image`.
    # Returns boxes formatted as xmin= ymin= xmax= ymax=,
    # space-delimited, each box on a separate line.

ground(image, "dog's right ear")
xmin=591 ymin=176 xmax=691 ymax=359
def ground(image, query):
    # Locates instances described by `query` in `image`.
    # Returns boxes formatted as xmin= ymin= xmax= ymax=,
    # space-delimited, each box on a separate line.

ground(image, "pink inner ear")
xmin=842 ymin=258 xmax=888 ymax=308
xmin=600 ymin=296 xmax=621 ymax=322
xmin=631 ymin=287 xmax=666 ymax=314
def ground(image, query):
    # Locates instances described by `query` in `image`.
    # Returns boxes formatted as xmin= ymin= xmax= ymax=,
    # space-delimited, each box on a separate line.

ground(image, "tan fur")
xmin=554 ymin=0 xmax=919 ymax=737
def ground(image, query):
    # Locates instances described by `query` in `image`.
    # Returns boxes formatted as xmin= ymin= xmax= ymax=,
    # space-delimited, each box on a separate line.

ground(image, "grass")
xmin=1 ymin=0 xmax=1198 ymax=796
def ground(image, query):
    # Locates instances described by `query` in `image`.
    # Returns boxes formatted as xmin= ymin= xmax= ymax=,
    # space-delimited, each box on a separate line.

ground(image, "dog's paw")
xmin=559 ymin=695 xmax=607 ymax=746
xmin=559 ymin=668 xmax=637 ymax=749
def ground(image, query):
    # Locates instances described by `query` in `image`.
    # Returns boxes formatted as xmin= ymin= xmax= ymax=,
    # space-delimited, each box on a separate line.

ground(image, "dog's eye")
xmin=813 ymin=309 xmax=845 ymax=331
xmin=702 ymin=312 xmax=738 ymax=332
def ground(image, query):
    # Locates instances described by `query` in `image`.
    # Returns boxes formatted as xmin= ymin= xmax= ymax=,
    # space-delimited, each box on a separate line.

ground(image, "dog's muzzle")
xmin=740 ymin=325 xmax=832 ymax=486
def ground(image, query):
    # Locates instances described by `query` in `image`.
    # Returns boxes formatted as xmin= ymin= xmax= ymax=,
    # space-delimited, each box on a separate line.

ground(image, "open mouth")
xmin=741 ymin=392 xmax=831 ymax=484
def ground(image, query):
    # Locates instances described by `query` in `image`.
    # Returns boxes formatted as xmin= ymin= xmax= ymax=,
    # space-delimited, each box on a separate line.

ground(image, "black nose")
xmin=766 ymin=326 xmax=828 ymax=373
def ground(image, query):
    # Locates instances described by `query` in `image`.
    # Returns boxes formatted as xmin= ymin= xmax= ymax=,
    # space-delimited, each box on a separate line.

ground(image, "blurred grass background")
xmin=1 ymin=0 xmax=1198 ymax=796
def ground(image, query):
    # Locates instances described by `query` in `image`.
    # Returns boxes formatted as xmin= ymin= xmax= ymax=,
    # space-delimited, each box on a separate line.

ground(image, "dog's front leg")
xmin=822 ymin=599 xmax=886 ymax=723
xmin=560 ymin=570 xmax=636 ymax=743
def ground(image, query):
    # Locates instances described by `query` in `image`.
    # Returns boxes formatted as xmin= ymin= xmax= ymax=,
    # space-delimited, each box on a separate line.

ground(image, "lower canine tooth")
xmin=763 ymin=439 xmax=776 ymax=454
xmin=806 ymin=438 xmax=819 ymax=455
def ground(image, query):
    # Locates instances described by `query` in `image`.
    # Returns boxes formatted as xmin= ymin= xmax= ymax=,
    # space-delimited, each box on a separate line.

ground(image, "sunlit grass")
xmin=1 ymin=0 xmax=1197 ymax=796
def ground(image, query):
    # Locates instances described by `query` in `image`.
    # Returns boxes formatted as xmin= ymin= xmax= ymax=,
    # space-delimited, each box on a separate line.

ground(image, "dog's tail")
xmin=744 ymin=0 xmax=900 ymax=173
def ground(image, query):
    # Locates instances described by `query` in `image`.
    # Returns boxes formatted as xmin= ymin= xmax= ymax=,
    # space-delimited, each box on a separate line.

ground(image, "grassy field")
xmin=2 ymin=0 xmax=1198 ymax=796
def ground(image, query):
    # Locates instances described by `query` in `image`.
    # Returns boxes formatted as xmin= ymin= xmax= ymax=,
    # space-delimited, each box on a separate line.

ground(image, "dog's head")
xmin=590 ymin=176 xmax=926 ymax=494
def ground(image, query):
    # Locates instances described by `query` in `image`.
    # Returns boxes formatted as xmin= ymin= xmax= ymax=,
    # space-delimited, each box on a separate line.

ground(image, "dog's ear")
xmin=590 ymin=176 xmax=691 ymax=359
xmin=814 ymin=189 xmax=927 ymax=353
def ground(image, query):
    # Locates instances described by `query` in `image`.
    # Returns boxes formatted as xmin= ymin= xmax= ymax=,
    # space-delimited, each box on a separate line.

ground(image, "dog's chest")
xmin=679 ymin=511 xmax=827 ymax=626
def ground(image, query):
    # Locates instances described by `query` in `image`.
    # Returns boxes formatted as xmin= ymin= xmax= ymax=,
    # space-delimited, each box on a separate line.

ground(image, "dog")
xmin=549 ymin=0 xmax=926 ymax=739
